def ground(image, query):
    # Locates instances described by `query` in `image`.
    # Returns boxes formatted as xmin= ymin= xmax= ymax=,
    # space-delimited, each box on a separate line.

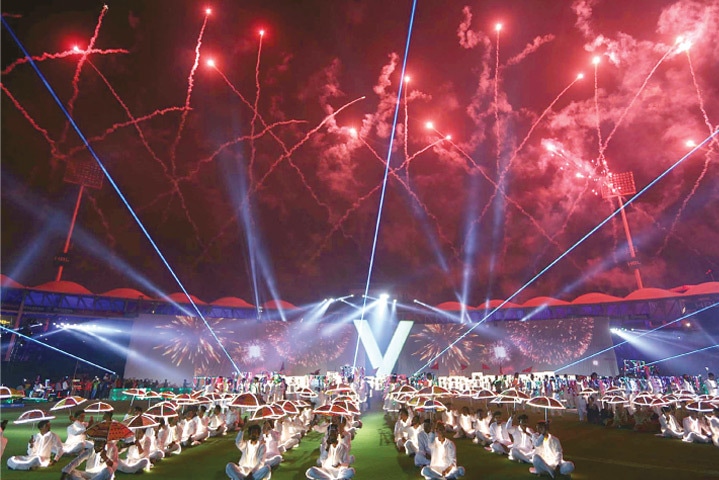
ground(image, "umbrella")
xmin=230 ymin=393 xmax=264 ymax=410
xmin=416 ymin=385 xmax=452 ymax=397
xmin=279 ymin=400 xmax=299 ymax=416
xmin=415 ymin=399 xmax=447 ymax=412
xmin=14 ymin=409 xmax=56 ymax=424
xmin=578 ymin=388 xmax=598 ymax=397
xmin=159 ymin=391 xmax=177 ymax=400
xmin=473 ymin=389 xmax=497 ymax=401
xmin=84 ymin=402 xmax=114 ymax=413
xmin=391 ymin=385 xmax=417 ymax=398
xmin=293 ymin=399 xmax=312 ymax=409
xmin=122 ymin=388 xmax=147 ymax=406
xmin=190 ymin=389 xmax=205 ymax=398
xmin=295 ymin=387 xmax=318 ymax=399
xmin=674 ymin=390 xmax=697 ymax=402
xmin=407 ymin=395 xmax=431 ymax=408
xmin=648 ymin=398 xmax=669 ymax=408
xmin=632 ymin=396 xmax=655 ymax=407
xmin=145 ymin=403 xmax=179 ymax=419
xmin=334 ymin=394 xmax=358 ymax=403
xmin=85 ymin=420 xmax=133 ymax=441
xmin=604 ymin=387 xmax=624 ymax=396
xmin=662 ymin=394 xmax=679 ymax=404
xmin=174 ymin=394 xmax=197 ymax=406
xmin=603 ymin=395 xmax=628 ymax=405
xmin=685 ymin=400 xmax=716 ymax=413
xmin=193 ymin=396 xmax=213 ymax=405
xmin=313 ymin=404 xmax=351 ymax=417
xmin=50 ymin=396 xmax=87 ymax=411
xmin=326 ymin=385 xmax=353 ymax=396
xmin=332 ymin=400 xmax=360 ymax=415
xmin=123 ymin=414 xmax=160 ymax=431
xmin=250 ymin=405 xmax=283 ymax=421
xmin=526 ymin=396 xmax=565 ymax=421
xmin=0 ymin=386 xmax=25 ymax=400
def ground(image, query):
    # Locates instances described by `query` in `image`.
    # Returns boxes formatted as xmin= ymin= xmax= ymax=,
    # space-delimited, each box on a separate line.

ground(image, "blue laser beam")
xmin=413 ymin=128 xmax=719 ymax=375
xmin=555 ymin=301 xmax=719 ymax=372
xmin=643 ymin=344 xmax=719 ymax=367
xmin=0 ymin=325 xmax=115 ymax=374
xmin=352 ymin=0 xmax=419 ymax=369
xmin=2 ymin=17 xmax=241 ymax=375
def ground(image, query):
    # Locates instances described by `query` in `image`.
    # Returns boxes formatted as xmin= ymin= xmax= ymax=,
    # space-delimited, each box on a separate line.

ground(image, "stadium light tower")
xmin=601 ymin=171 xmax=644 ymax=289
xmin=55 ymin=157 xmax=104 ymax=281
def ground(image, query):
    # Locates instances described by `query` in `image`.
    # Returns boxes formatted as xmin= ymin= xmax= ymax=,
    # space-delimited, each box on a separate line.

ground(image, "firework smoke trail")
xmin=358 ymin=135 xmax=458 ymax=257
xmin=658 ymin=49 xmax=718 ymax=255
xmin=494 ymin=24 xmax=501 ymax=169
xmin=593 ymin=59 xmax=606 ymax=169
xmin=448 ymin=137 xmax=576 ymax=266
xmin=403 ymin=78 xmax=410 ymax=179
xmin=86 ymin=60 xmax=203 ymax=245
xmin=196 ymin=98 xmax=364 ymax=265
xmin=85 ymin=191 xmax=117 ymax=248
xmin=600 ymin=44 xmax=675 ymax=156
xmin=463 ymin=76 xmax=583 ymax=247
xmin=2 ymin=48 xmax=129 ymax=76
xmin=168 ymin=10 xmax=210 ymax=177
xmin=1 ymin=83 xmax=60 ymax=157
xmin=210 ymin=65 xmax=333 ymax=217
xmin=396 ymin=137 xmax=446 ymax=171
xmin=248 ymin=31 xmax=264 ymax=185
xmin=63 ymin=107 xmax=189 ymax=160
xmin=59 ymin=5 xmax=108 ymax=146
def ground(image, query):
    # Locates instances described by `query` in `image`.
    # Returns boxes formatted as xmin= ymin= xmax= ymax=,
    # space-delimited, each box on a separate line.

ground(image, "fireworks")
xmin=154 ymin=316 xmax=240 ymax=374
xmin=411 ymin=324 xmax=482 ymax=372
xmin=505 ymin=318 xmax=594 ymax=365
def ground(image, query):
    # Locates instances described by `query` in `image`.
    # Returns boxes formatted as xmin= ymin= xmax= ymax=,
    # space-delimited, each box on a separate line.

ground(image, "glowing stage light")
xmin=205 ymin=7 xmax=212 ymax=15
xmin=685 ymin=139 xmax=697 ymax=147
xmin=425 ymin=121 xmax=434 ymax=129
xmin=404 ymin=75 xmax=411 ymax=83
xmin=577 ymin=73 xmax=584 ymax=80
xmin=592 ymin=56 xmax=601 ymax=65
xmin=206 ymin=58 xmax=215 ymax=68
xmin=259 ymin=29 xmax=265 ymax=36
xmin=495 ymin=23 xmax=502 ymax=32
xmin=379 ymin=293 xmax=390 ymax=301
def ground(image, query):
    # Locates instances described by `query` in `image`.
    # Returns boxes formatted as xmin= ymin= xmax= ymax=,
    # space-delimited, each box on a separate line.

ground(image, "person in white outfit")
xmin=421 ymin=423 xmax=465 ymax=480
xmin=471 ymin=409 xmax=491 ymax=446
xmin=658 ymin=407 xmax=684 ymax=439
xmin=707 ymin=407 xmax=719 ymax=448
xmin=181 ymin=409 xmax=200 ymax=447
xmin=530 ymin=422 xmax=574 ymax=478
xmin=262 ymin=420 xmax=283 ymax=469
xmin=403 ymin=416 xmax=423 ymax=457
xmin=7 ymin=420 xmax=64 ymax=470
xmin=306 ymin=425 xmax=355 ymax=480
xmin=487 ymin=411 xmax=513 ymax=455
xmin=209 ymin=405 xmax=228 ymax=437
xmin=414 ymin=419 xmax=434 ymax=468
xmin=508 ymin=414 xmax=535 ymax=464
xmin=706 ymin=373 xmax=718 ymax=396
xmin=394 ymin=408 xmax=411 ymax=450
xmin=61 ymin=439 xmax=118 ymax=480
xmin=117 ymin=428 xmax=153 ymax=473
xmin=682 ymin=414 xmax=711 ymax=444
xmin=454 ymin=407 xmax=476 ymax=440
xmin=226 ymin=424 xmax=271 ymax=480
xmin=63 ymin=411 xmax=93 ymax=455
xmin=194 ymin=406 xmax=210 ymax=445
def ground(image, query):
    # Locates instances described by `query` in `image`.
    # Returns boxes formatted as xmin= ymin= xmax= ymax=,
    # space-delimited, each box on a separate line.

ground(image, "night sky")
xmin=2 ymin=0 xmax=718 ymax=307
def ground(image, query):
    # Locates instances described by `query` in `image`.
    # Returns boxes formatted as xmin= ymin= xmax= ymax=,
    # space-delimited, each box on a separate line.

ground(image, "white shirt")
xmin=28 ymin=430 xmax=64 ymax=465
xmin=65 ymin=420 xmax=88 ymax=446
xmin=533 ymin=434 xmax=564 ymax=468
xmin=428 ymin=437 xmax=457 ymax=472
xmin=235 ymin=432 xmax=266 ymax=472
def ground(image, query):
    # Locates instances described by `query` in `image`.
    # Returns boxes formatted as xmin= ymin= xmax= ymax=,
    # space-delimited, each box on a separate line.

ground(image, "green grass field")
xmin=2 ymin=400 xmax=718 ymax=479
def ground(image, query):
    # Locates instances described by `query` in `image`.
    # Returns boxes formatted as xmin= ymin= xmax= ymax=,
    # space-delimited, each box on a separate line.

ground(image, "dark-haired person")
xmin=7 ymin=420 xmax=63 ymax=470
xmin=421 ymin=423 xmax=465 ymax=480
xmin=487 ymin=411 xmax=513 ymax=455
xmin=61 ymin=438 xmax=118 ymax=480
xmin=414 ymin=419 xmax=434 ymax=468
xmin=658 ymin=406 xmax=683 ymax=439
xmin=226 ymin=424 xmax=271 ymax=480
xmin=306 ymin=425 xmax=354 ymax=479
xmin=530 ymin=421 xmax=574 ymax=478
xmin=508 ymin=414 xmax=535 ymax=464
xmin=64 ymin=410 xmax=93 ymax=455
xmin=394 ymin=408 xmax=411 ymax=450
xmin=708 ymin=407 xmax=719 ymax=448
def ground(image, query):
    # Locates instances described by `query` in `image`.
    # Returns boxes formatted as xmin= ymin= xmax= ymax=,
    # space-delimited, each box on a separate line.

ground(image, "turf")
xmin=1 ymin=402 xmax=718 ymax=479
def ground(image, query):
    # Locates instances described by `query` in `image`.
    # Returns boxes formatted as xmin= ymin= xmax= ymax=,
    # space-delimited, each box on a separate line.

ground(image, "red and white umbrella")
xmin=648 ymin=398 xmax=669 ymax=408
xmin=123 ymin=414 xmax=160 ymax=431
xmin=295 ymin=387 xmax=318 ymax=399
xmin=174 ymin=394 xmax=197 ymax=406
xmin=674 ymin=390 xmax=697 ymax=402
xmin=604 ymin=387 xmax=624 ymax=396
xmin=685 ymin=400 xmax=716 ymax=413
xmin=332 ymin=400 xmax=360 ymax=415
xmin=313 ymin=404 xmax=351 ymax=417
xmin=391 ymin=385 xmax=417 ymax=398
xmin=578 ymin=387 xmax=598 ymax=397
xmin=230 ymin=393 xmax=264 ymax=410
xmin=326 ymin=385 xmax=354 ymax=396
xmin=407 ymin=395 xmax=431 ymax=408
xmin=145 ymin=403 xmax=179 ymax=419
xmin=416 ymin=385 xmax=453 ymax=397
xmin=526 ymin=396 xmax=565 ymax=421
xmin=50 ymin=396 xmax=87 ymax=411
xmin=603 ymin=394 xmax=628 ymax=405
xmin=415 ymin=399 xmax=447 ymax=412
xmin=122 ymin=388 xmax=147 ymax=406
xmin=0 ymin=386 xmax=25 ymax=400
xmin=279 ymin=400 xmax=299 ymax=416
xmin=473 ymin=389 xmax=497 ymax=401
xmin=86 ymin=420 xmax=133 ymax=441
xmin=250 ymin=405 xmax=283 ymax=421
xmin=84 ymin=402 xmax=114 ymax=413
xmin=14 ymin=409 xmax=56 ymax=424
